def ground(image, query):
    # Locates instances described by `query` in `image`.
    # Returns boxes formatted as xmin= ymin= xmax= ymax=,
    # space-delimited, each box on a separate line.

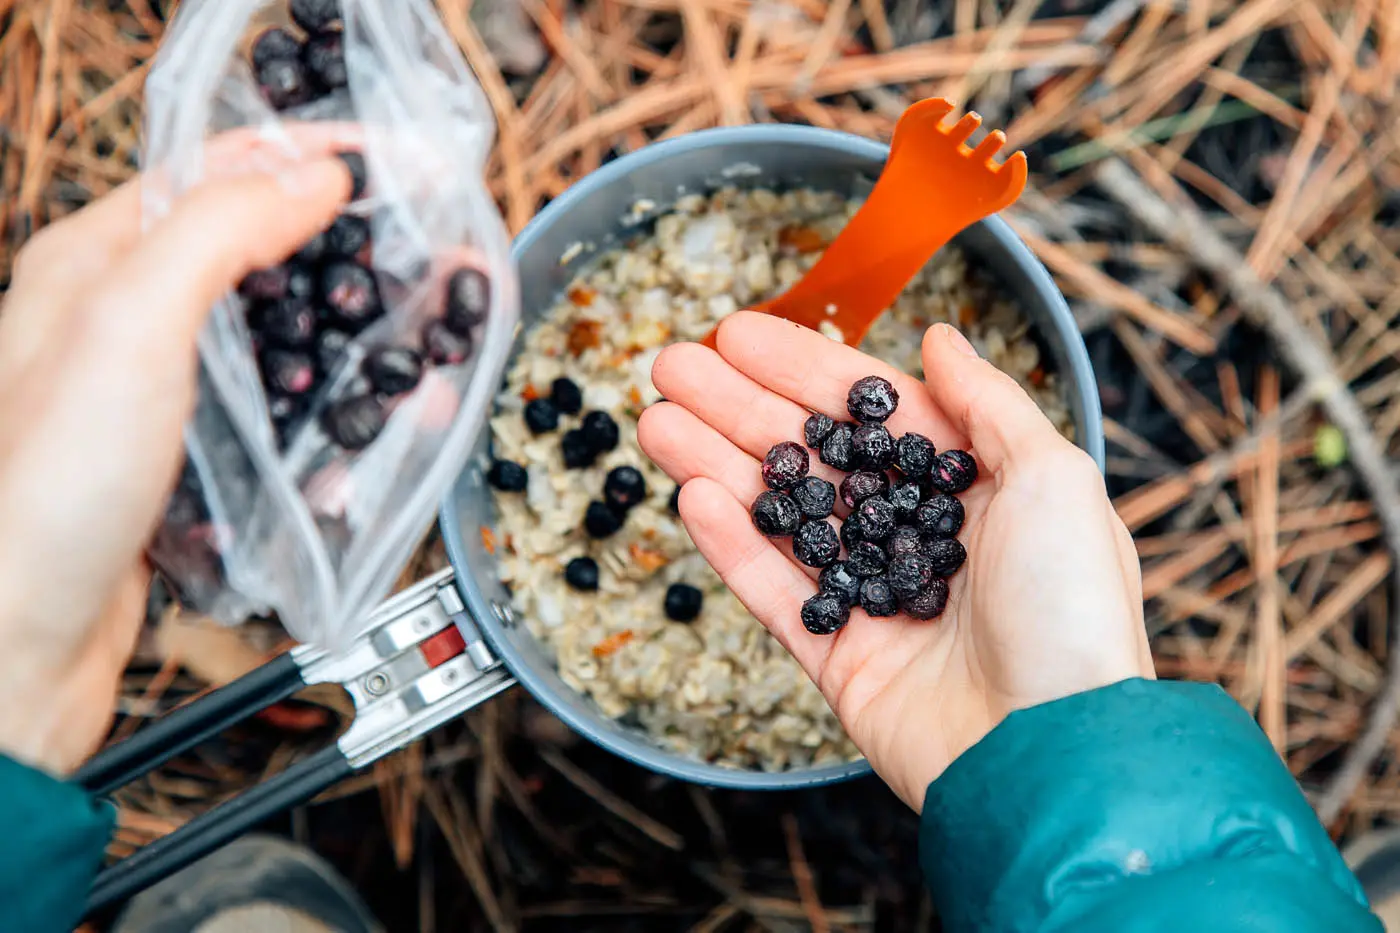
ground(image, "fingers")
xmin=639 ymin=403 xmax=826 ymax=577
xmin=637 ymin=402 xmax=765 ymax=503
xmin=8 ymin=121 xmax=361 ymax=294
xmin=651 ymin=342 xmax=851 ymax=494
xmin=676 ymin=478 xmax=830 ymax=672
xmin=919 ymin=322 xmax=1071 ymax=478
xmin=652 ymin=341 xmax=809 ymax=455
xmin=80 ymin=157 xmax=350 ymax=374
xmin=713 ymin=311 xmax=965 ymax=448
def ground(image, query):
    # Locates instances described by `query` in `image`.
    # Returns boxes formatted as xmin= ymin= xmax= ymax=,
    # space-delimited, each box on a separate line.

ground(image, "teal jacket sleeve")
xmin=0 ymin=755 xmax=113 ymax=933
xmin=920 ymin=678 xmax=1381 ymax=932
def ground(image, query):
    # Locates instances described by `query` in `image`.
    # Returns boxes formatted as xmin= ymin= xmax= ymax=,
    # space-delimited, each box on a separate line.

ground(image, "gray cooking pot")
xmin=440 ymin=124 xmax=1106 ymax=789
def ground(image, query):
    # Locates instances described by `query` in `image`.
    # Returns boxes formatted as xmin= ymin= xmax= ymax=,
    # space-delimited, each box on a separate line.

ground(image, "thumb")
xmin=920 ymin=323 xmax=1069 ymax=478
xmin=79 ymin=156 xmax=351 ymax=370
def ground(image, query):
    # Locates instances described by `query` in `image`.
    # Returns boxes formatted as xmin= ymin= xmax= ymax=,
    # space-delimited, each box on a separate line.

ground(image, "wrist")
xmin=0 ymin=645 xmax=118 ymax=777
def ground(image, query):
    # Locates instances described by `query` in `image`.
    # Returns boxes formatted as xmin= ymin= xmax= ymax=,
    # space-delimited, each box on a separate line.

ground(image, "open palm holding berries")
xmin=639 ymin=311 xmax=1155 ymax=809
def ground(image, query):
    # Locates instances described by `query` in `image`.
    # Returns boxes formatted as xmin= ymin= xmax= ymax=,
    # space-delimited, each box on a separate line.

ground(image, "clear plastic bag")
xmin=143 ymin=0 xmax=518 ymax=650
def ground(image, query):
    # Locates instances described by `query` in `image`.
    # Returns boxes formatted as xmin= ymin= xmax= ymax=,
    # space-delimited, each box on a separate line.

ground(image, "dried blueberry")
xmin=792 ymin=520 xmax=841 ymax=569
xmin=669 ymin=486 xmax=682 ymax=514
xmin=819 ymin=422 xmax=858 ymax=471
xmin=847 ymin=375 xmax=899 ymax=423
xmin=262 ymin=349 xmax=316 ymax=397
xmin=561 ymin=429 xmax=596 ymax=469
xmin=886 ymin=525 xmax=923 ymax=559
xmin=921 ymin=537 xmax=968 ymax=576
xmin=845 ymin=541 xmax=888 ymax=578
xmin=895 ymin=432 xmax=936 ymax=479
xmin=286 ymin=264 xmax=318 ymax=303
xmin=256 ymin=57 xmax=314 ymax=110
xmin=852 ymin=496 xmax=896 ymax=542
xmin=801 ymin=593 xmax=850 ymax=635
xmin=604 ymin=466 xmax=647 ymax=512
xmin=584 ymin=501 xmax=623 ymax=538
xmin=364 ymin=347 xmax=422 ymax=396
xmin=487 ymin=459 xmax=528 ymax=492
xmin=239 ymin=266 xmax=291 ymax=302
xmin=930 ymin=450 xmax=979 ymax=494
xmin=269 ymin=394 xmax=307 ymax=442
xmin=297 ymin=233 xmax=328 ymax=266
xmin=258 ymin=300 xmax=317 ymax=348
xmin=665 ymin=583 xmax=704 ymax=622
xmin=839 ymin=471 xmax=889 ymax=510
xmin=260 ymin=299 xmax=317 ymax=347
xmin=914 ymin=494 xmax=964 ymax=538
xmin=887 ymin=482 xmax=922 ymax=523
xmin=582 ymin=411 xmax=620 ymax=454
xmin=316 ymin=329 xmax=353 ymax=375
xmin=751 ymin=490 xmax=801 ymax=537
xmin=423 ymin=320 xmax=473 ymax=365
xmin=804 ymin=412 xmax=836 ymax=448
xmin=564 ymin=556 xmax=600 ymax=592
xmin=887 ymin=553 xmax=934 ymax=602
xmin=324 ymin=214 xmax=370 ymax=258
xmin=901 ymin=578 xmax=950 ymax=620
xmin=789 ymin=476 xmax=836 ymax=520
xmin=839 ymin=517 xmax=864 ymax=553
xmin=818 ymin=561 xmax=862 ymax=607
xmin=304 ymin=31 xmax=347 ymax=91
xmin=335 ymin=151 xmax=368 ymax=200
xmin=291 ymin=0 xmax=341 ymax=34
xmin=524 ymin=398 xmax=560 ymax=435
xmin=551 ymin=377 xmax=583 ymax=415
xmin=252 ymin=27 xmax=302 ymax=68
xmin=322 ymin=393 xmax=386 ymax=450
xmin=852 ymin=423 xmax=896 ymax=471
xmin=858 ymin=576 xmax=899 ymax=617
xmin=446 ymin=268 xmax=491 ymax=335
xmin=762 ymin=441 xmax=809 ymax=490
xmin=321 ymin=261 xmax=382 ymax=331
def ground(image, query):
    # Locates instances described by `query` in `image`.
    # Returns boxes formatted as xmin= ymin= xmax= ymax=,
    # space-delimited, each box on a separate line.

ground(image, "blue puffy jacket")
xmin=921 ymin=679 xmax=1380 ymax=931
xmin=0 ymin=678 xmax=1382 ymax=932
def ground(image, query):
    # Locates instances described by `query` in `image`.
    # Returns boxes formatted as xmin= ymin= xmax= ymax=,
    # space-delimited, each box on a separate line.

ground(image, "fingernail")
xmin=943 ymin=324 xmax=979 ymax=358
xmin=277 ymin=158 xmax=342 ymax=197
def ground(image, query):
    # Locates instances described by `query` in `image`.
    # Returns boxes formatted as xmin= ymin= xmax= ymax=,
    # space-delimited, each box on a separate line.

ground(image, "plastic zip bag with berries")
xmin=143 ymin=0 xmax=518 ymax=650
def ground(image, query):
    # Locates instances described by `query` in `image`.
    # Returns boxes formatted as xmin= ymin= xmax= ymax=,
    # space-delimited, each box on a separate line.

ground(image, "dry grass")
xmin=8 ymin=0 xmax=1400 ymax=927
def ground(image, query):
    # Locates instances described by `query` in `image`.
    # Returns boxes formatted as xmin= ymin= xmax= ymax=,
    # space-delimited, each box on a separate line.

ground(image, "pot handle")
xmin=81 ymin=567 xmax=517 ymax=920
xmin=74 ymin=652 xmax=308 ymax=797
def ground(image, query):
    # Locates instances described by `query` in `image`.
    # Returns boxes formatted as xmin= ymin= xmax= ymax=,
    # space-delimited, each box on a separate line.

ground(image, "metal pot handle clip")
xmin=75 ymin=567 xmax=516 ymax=919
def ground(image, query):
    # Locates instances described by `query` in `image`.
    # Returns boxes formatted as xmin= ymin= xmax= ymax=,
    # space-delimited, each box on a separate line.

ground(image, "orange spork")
xmin=700 ymin=98 xmax=1028 ymax=350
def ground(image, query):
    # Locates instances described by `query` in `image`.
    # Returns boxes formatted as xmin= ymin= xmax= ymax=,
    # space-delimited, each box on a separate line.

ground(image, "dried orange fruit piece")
xmin=778 ymin=225 xmax=826 ymax=254
xmin=592 ymin=629 xmax=634 ymax=658
xmin=628 ymin=542 xmax=669 ymax=573
xmin=567 ymin=319 xmax=603 ymax=355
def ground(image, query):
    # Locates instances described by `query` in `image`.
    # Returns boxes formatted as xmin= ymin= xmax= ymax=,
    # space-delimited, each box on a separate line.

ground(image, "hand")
xmin=0 ymin=128 xmax=354 ymax=775
xmin=639 ymin=312 xmax=1154 ymax=809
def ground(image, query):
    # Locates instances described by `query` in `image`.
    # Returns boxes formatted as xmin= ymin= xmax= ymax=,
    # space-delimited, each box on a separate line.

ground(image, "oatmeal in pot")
xmin=486 ymin=187 xmax=1074 ymax=771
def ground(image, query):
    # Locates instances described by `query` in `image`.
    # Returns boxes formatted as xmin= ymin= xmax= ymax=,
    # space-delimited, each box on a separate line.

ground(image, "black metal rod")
xmin=84 ymin=744 xmax=354 ymax=917
xmin=74 ymin=652 xmax=306 ymax=797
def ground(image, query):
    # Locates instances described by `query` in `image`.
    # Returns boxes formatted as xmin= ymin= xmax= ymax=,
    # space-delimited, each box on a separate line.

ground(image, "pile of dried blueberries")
xmin=237 ymin=0 xmax=489 ymax=452
xmin=749 ymin=375 xmax=976 ymax=636
xmin=251 ymin=0 xmax=350 ymax=111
